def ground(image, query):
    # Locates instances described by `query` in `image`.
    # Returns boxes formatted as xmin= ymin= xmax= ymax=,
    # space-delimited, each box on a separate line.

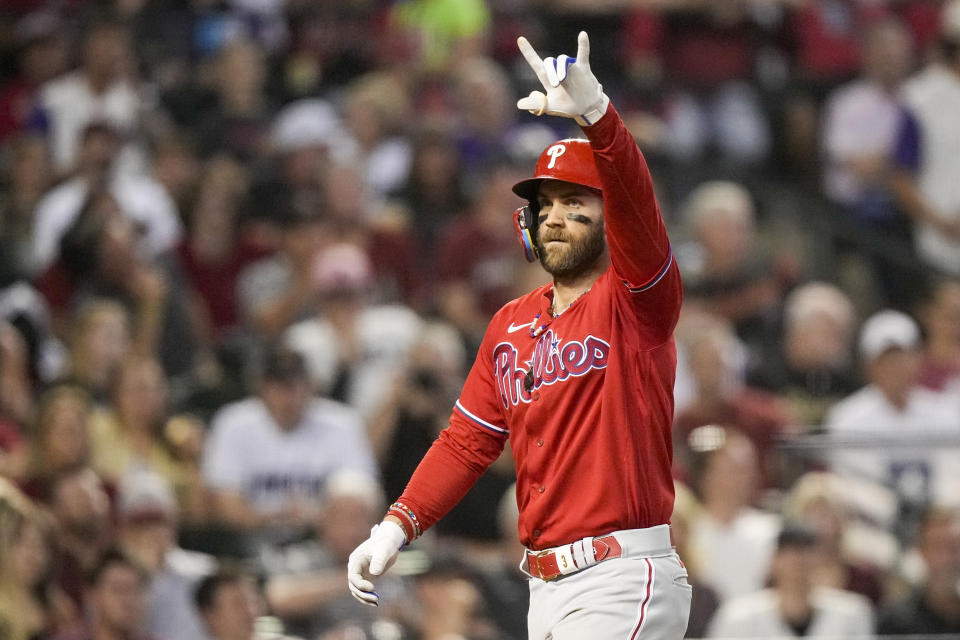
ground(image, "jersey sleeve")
xmin=583 ymin=105 xmax=682 ymax=340
xmin=394 ymin=323 xmax=509 ymax=535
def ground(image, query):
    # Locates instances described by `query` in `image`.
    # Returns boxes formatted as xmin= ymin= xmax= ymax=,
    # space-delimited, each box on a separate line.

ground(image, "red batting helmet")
xmin=512 ymin=138 xmax=602 ymax=202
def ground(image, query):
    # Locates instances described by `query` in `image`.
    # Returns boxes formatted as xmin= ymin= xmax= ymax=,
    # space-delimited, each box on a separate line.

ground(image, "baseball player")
xmin=348 ymin=32 xmax=691 ymax=639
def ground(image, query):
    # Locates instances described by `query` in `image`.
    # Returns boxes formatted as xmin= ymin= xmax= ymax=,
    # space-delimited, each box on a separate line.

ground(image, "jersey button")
xmin=533 ymin=392 xmax=541 ymax=400
xmin=536 ymin=439 xmax=543 ymax=447
xmin=533 ymin=529 xmax=541 ymax=537
xmin=538 ymin=486 xmax=545 ymax=493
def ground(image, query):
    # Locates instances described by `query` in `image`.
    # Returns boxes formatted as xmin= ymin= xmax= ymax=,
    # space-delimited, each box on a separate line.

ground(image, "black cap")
xmin=261 ymin=347 xmax=308 ymax=383
xmin=776 ymin=523 xmax=818 ymax=550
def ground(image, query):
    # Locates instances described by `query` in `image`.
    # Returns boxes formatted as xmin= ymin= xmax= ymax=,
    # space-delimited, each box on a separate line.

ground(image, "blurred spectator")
xmin=20 ymin=384 xmax=93 ymax=501
xmin=878 ymin=505 xmax=960 ymax=635
xmin=706 ymin=523 xmax=875 ymax=637
xmin=44 ymin=188 xmax=199 ymax=379
xmin=678 ymin=180 xmax=784 ymax=363
xmin=0 ymin=273 xmax=65 ymax=392
xmin=60 ymin=299 xmax=131 ymax=404
xmin=33 ymin=19 xmax=146 ymax=178
xmin=784 ymin=471 xmax=886 ymax=606
xmin=822 ymin=17 xmax=916 ymax=309
xmin=749 ymin=282 xmax=860 ymax=430
xmin=342 ymin=71 xmax=413 ymax=200
xmin=0 ymin=132 xmax=54 ymax=279
xmin=195 ymin=564 xmax=298 ymax=640
xmin=0 ymin=320 xmax=34 ymax=444
xmin=88 ymin=356 xmax=207 ymax=522
xmin=825 ymin=309 xmax=960 ymax=510
xmin=30 ymin=122 xmax=182 ymax=277
xmin=284 ymin=242 xmax=422 ymax=423
xmin=0 ymin=477 xmax=76 ymax=639
xmin=261 ymin=470 xmax=404 ymax=638
xmin=318 ymin=159 xmax=421 ymax=305
xmin=384 ymin=0 xmax=491 ymax=74
xmin=194 ymin=37 xmax=272 ymax=163
xmin=687 ymin=426 xmax=781 ymax=604
xmin=673 ymin=311 xmax=796 ymax=488
xmin=388 ymin=124 xmax=470 ymax=263
xmin=51 ymin=548 xmax=153 ymax=640
xmin=891 ymin=0 xmax=960 ymax=279
xmin=0 ymin=11 xmax=68 ymax=141
xmin=115 ymin=470 xmax=214 ymax=640
xmin=452 ymin=56 xmax=518 ymax=173
xmin=369 ymin=319 xmax=510 ymax=542
xmin=46 ymin=467 xmax=114 ymax=613
xmin=670 ymin=482 xmax=719 ymax=639
xmin=202 ymin=347 xmax=376 ymax=535
xmin=917 ymin=277 xmax=960 ymax=391
xmin=435 ymin=158 xmax=528 ymax=339
xmin=236 ymin=204 xmax=326 ymax=341
xmin=177 ymin=154 xmax=263 ymax=345
xmin=822 ymin=17 xmax=913 ymax=222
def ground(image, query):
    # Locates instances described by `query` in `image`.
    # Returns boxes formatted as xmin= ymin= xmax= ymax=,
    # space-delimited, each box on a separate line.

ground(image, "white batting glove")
xmin=517 ymin=31 xmax=610 ymax=126
xmin=346 ymin=521 xmax=406 ymax=606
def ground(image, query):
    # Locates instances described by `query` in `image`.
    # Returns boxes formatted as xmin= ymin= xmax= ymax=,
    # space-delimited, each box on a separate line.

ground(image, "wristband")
xmin=387 ymin=501 xmax=421 ymax=542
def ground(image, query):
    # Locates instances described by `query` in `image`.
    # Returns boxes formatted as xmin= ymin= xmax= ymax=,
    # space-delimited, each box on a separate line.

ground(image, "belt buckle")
xmin=532 ymin=549 xmax=558 ymax=581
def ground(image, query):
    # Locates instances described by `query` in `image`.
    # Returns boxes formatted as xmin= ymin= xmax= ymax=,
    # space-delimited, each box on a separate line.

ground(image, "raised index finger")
xmin=576 ymin=31 xmax=590 ymax=67
xmin=518 ymin=36 xmax=549 ymax=85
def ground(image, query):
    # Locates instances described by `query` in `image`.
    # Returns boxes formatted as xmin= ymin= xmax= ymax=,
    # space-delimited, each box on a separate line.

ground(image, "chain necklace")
xmin=550 ymin=286 xmax=591 ymax=318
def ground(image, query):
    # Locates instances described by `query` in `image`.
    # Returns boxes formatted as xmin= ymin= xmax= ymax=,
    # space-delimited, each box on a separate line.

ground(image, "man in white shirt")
xmin=825 ymin=309 xmax=960 ymax=509
xmin=707 ymin=524 xmax=874 ymax=637
xmin=891 ymin=0 xmax=960 ymax=277
xmin=202 ymin=347 xmax=377 ymax=535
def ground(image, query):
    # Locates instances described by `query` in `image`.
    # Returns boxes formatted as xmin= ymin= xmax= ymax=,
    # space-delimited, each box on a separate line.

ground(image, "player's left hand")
xmin=346 ymin=521 xmax=406 ymax=606
xmin=516 ymin=31 xmax=610 ymax=126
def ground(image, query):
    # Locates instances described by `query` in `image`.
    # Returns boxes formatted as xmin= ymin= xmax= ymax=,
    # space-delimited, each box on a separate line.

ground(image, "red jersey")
xmin=397 ymin=106 xmax=681 ymax=549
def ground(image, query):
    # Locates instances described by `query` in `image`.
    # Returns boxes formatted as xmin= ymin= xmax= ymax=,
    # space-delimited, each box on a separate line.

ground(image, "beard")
xmin=536 ymin=218 xmax=606 ymax=279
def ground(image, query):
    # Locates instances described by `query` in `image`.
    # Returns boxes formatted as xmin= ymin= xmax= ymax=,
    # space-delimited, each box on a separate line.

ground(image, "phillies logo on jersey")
xmin=493 ymin=330 xmax=610 ymax=408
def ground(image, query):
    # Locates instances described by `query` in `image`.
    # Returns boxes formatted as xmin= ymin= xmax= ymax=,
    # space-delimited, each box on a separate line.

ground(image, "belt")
xmin=523 ymin=525 xmax=672 ymax=582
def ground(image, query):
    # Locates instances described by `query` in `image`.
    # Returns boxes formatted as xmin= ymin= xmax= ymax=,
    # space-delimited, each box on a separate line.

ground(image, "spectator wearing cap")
xmin=284 ymin=242 xmax=421 ymax=423
xmin=115 ymin=471 xmax=214 ymax=640
xmin=706 ymin=523 xmax=874 ymax=638
xmin=825 ymin=310 xmax=960 ymax=511
xmin=878 ymin=506 xmax=960 ymax=635
xmin=202 ymin=347 xmax=376 ymax=536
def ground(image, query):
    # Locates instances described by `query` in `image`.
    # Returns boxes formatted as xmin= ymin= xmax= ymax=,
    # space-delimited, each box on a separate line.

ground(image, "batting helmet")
xmin=512 ymin=138 xmax=602 ymax=203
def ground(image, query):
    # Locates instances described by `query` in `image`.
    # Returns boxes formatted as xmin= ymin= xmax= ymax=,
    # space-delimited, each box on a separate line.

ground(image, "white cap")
xmin=311 ymin=243 xmax=374 ymax=294
xmin=117 ymin=470 xmax=177 ymax=522
xmin=271 ymin=99 xmax=357 ymax=160
xmin=858 ymin=310 xmax=920 ymax=361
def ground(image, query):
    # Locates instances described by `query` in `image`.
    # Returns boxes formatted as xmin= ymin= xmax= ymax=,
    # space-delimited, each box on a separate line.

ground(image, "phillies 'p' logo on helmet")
xmin=512 ymin=139 xmax=603 ymax=203
xmin=510 ymin=139 xmax=603 ymax=261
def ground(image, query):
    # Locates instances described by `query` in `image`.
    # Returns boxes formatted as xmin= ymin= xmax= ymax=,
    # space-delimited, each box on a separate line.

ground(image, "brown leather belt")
xmin=525 ymin=534 xmax=623 ymax=581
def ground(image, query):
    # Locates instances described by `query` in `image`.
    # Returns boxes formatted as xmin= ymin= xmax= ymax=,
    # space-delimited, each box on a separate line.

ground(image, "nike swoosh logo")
xmin=507 ymin=321 xmax=534 ymax=334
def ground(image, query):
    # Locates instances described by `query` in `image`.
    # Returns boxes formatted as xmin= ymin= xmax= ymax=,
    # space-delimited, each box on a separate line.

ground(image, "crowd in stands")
xmin=0 ymin=0 xmax=959 ymax=638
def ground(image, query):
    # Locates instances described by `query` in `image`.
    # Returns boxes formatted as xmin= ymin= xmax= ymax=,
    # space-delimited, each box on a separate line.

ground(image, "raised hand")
xmin=516 ymin=31 xmax=610 ymax=126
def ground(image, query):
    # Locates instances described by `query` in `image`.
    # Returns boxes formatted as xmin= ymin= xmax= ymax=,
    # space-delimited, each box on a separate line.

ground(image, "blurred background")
xmin=0 ymin=0 xmax=959 ymax=638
